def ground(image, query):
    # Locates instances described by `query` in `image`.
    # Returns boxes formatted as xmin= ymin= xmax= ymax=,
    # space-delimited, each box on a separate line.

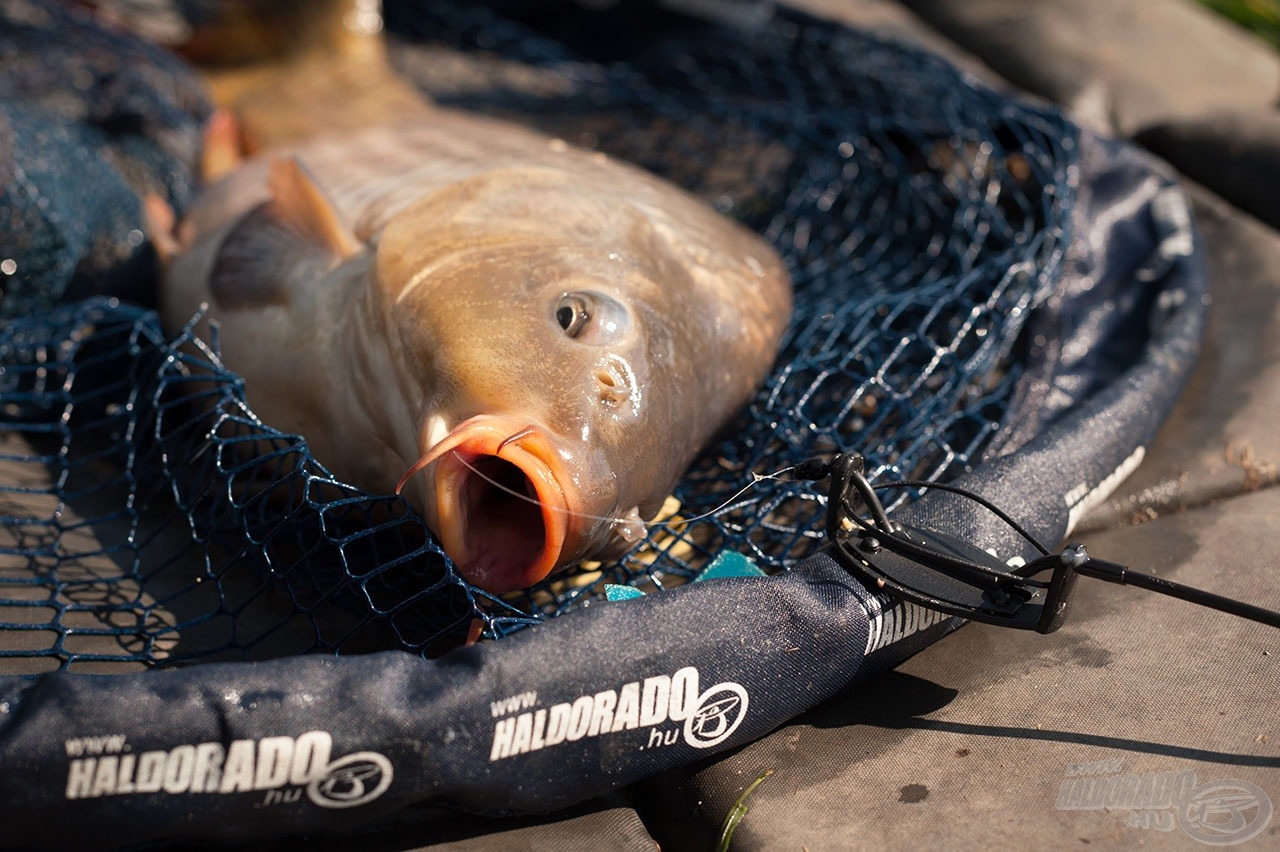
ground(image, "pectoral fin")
xmin=200 ymin=108 xmax=247 ymax=182
xmin=210 ymin=157 xmax=359 ymax=310
xmin=143 ymin=194 xmax=180 ymax=265
xmin=266 ymin=157 xmax=360 ymax=259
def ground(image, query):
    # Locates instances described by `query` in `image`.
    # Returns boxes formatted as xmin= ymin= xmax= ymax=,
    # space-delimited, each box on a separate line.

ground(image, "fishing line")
xmin=450 ymin=450 xmax=798 ymax=530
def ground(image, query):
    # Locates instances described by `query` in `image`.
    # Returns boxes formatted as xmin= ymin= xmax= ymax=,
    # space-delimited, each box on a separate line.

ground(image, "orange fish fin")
xmin=208 ymin=158 xmax=360 ymax=310
xmin=142 ymin=193 xmax=180 ymax=265
xmin=200 ymin=108 xmax=248 ymax=183
xmin=267 ymin=156 xmax=360 ymax=260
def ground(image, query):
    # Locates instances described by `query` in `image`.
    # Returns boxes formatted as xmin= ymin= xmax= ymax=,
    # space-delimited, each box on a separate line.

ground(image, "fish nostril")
xmin=594 ymin=367 xmax=629 ymax=406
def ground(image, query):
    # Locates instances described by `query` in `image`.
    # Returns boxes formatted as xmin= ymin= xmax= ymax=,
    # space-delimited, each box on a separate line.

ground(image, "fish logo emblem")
xmin=683 ymin=682 xmax=750 ymax=749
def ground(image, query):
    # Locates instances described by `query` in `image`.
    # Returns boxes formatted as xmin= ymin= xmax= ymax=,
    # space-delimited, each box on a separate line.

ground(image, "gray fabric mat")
xmin=1138 ymin=115 xmax=1280 ymax=232
xmin=898 ymin=0 xmax=1280 ymax=136
xmin=296 ymin=801 xmax=657 ymax=852
xmin=408 ymin=805 xmax=656 ymax=852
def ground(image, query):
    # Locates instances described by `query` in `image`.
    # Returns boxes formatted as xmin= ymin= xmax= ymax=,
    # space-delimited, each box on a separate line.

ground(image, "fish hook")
xmin=497 ymin=425 xmax=538 ymax=454
xmin=394 ymin=424 xmax=539 ymax=496
xmin=394 ymin=452 xmax=433 ymax=496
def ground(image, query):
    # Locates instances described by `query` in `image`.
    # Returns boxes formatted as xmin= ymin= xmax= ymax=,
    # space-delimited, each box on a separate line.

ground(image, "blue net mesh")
xmin=0 ymin=1 xmax=1076 ymax=672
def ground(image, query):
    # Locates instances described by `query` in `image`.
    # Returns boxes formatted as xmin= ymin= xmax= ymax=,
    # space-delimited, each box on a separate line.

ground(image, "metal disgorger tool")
xmin=798 ymin=453 xmax=1280 ymax=633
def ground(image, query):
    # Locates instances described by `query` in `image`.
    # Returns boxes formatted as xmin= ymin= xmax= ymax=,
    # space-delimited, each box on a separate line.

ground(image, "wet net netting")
xmin=0 ymin=0 xmax=1075 ymax=673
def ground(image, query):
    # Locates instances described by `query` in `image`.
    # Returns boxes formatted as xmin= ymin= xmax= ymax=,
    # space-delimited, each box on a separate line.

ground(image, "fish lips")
xmin=403 ymin=417 xmax=580 ymax=594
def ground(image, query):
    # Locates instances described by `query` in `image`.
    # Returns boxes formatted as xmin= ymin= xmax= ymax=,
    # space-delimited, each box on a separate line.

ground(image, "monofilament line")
xmin=451 ymin=450 xmax=796 ymax=530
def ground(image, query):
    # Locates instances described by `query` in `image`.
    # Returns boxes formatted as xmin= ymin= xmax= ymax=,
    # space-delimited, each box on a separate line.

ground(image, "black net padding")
xmin=2 ymin=1 xmax=1078 ymax=670
xmin=0 ymin=0 xmax=208 ymax=320
xmin=0 ymin=2 xmax=1208 ymax=846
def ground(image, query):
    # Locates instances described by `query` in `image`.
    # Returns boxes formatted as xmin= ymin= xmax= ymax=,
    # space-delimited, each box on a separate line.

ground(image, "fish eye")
xmin=554 ymin=291 xmax=630 ymax=344
xmin=555 ymin=294 xmax=589 ymax=337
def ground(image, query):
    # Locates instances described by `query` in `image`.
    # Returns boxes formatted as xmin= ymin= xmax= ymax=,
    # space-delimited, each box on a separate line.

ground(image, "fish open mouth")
xmin=400 ymin=419 xmax=572 ymax=593
xmin=455 ymin=455 xmax=550 ymax=578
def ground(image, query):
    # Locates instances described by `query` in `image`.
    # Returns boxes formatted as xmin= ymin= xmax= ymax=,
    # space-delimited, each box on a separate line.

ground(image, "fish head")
xmin=375 ymin=166 xmax=791 ymax=592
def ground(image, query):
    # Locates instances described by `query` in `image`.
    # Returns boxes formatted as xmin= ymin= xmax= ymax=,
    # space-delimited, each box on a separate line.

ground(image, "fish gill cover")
xmin=4 ymin=0 xmax=1074 ymax=668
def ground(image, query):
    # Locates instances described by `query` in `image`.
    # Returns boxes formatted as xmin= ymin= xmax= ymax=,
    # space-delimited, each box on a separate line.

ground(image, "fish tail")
xmin=183 ymin=1 xmax=430 ymax=154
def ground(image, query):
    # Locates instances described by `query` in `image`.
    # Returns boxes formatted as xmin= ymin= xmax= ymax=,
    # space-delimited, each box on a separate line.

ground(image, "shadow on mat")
xmin=807 ymin=671 xmax=1280 ymax=768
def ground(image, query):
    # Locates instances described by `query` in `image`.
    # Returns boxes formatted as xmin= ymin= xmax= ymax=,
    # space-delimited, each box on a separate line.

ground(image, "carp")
xmin=157 ymin=10 xmax=792 ymax=594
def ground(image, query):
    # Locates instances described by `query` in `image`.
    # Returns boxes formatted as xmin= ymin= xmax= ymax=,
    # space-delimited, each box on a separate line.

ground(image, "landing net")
xmin=0 ymin=0 xmax=1075 ymax=670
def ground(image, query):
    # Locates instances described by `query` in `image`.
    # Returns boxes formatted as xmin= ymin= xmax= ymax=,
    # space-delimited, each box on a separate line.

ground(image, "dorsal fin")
xmin=208 ymin=157 xmax=359 ymax=310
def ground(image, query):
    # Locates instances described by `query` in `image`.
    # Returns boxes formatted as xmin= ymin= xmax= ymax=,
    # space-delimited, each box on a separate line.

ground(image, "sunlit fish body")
xmin=160 ymin=112 xmax=792 ymax=592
